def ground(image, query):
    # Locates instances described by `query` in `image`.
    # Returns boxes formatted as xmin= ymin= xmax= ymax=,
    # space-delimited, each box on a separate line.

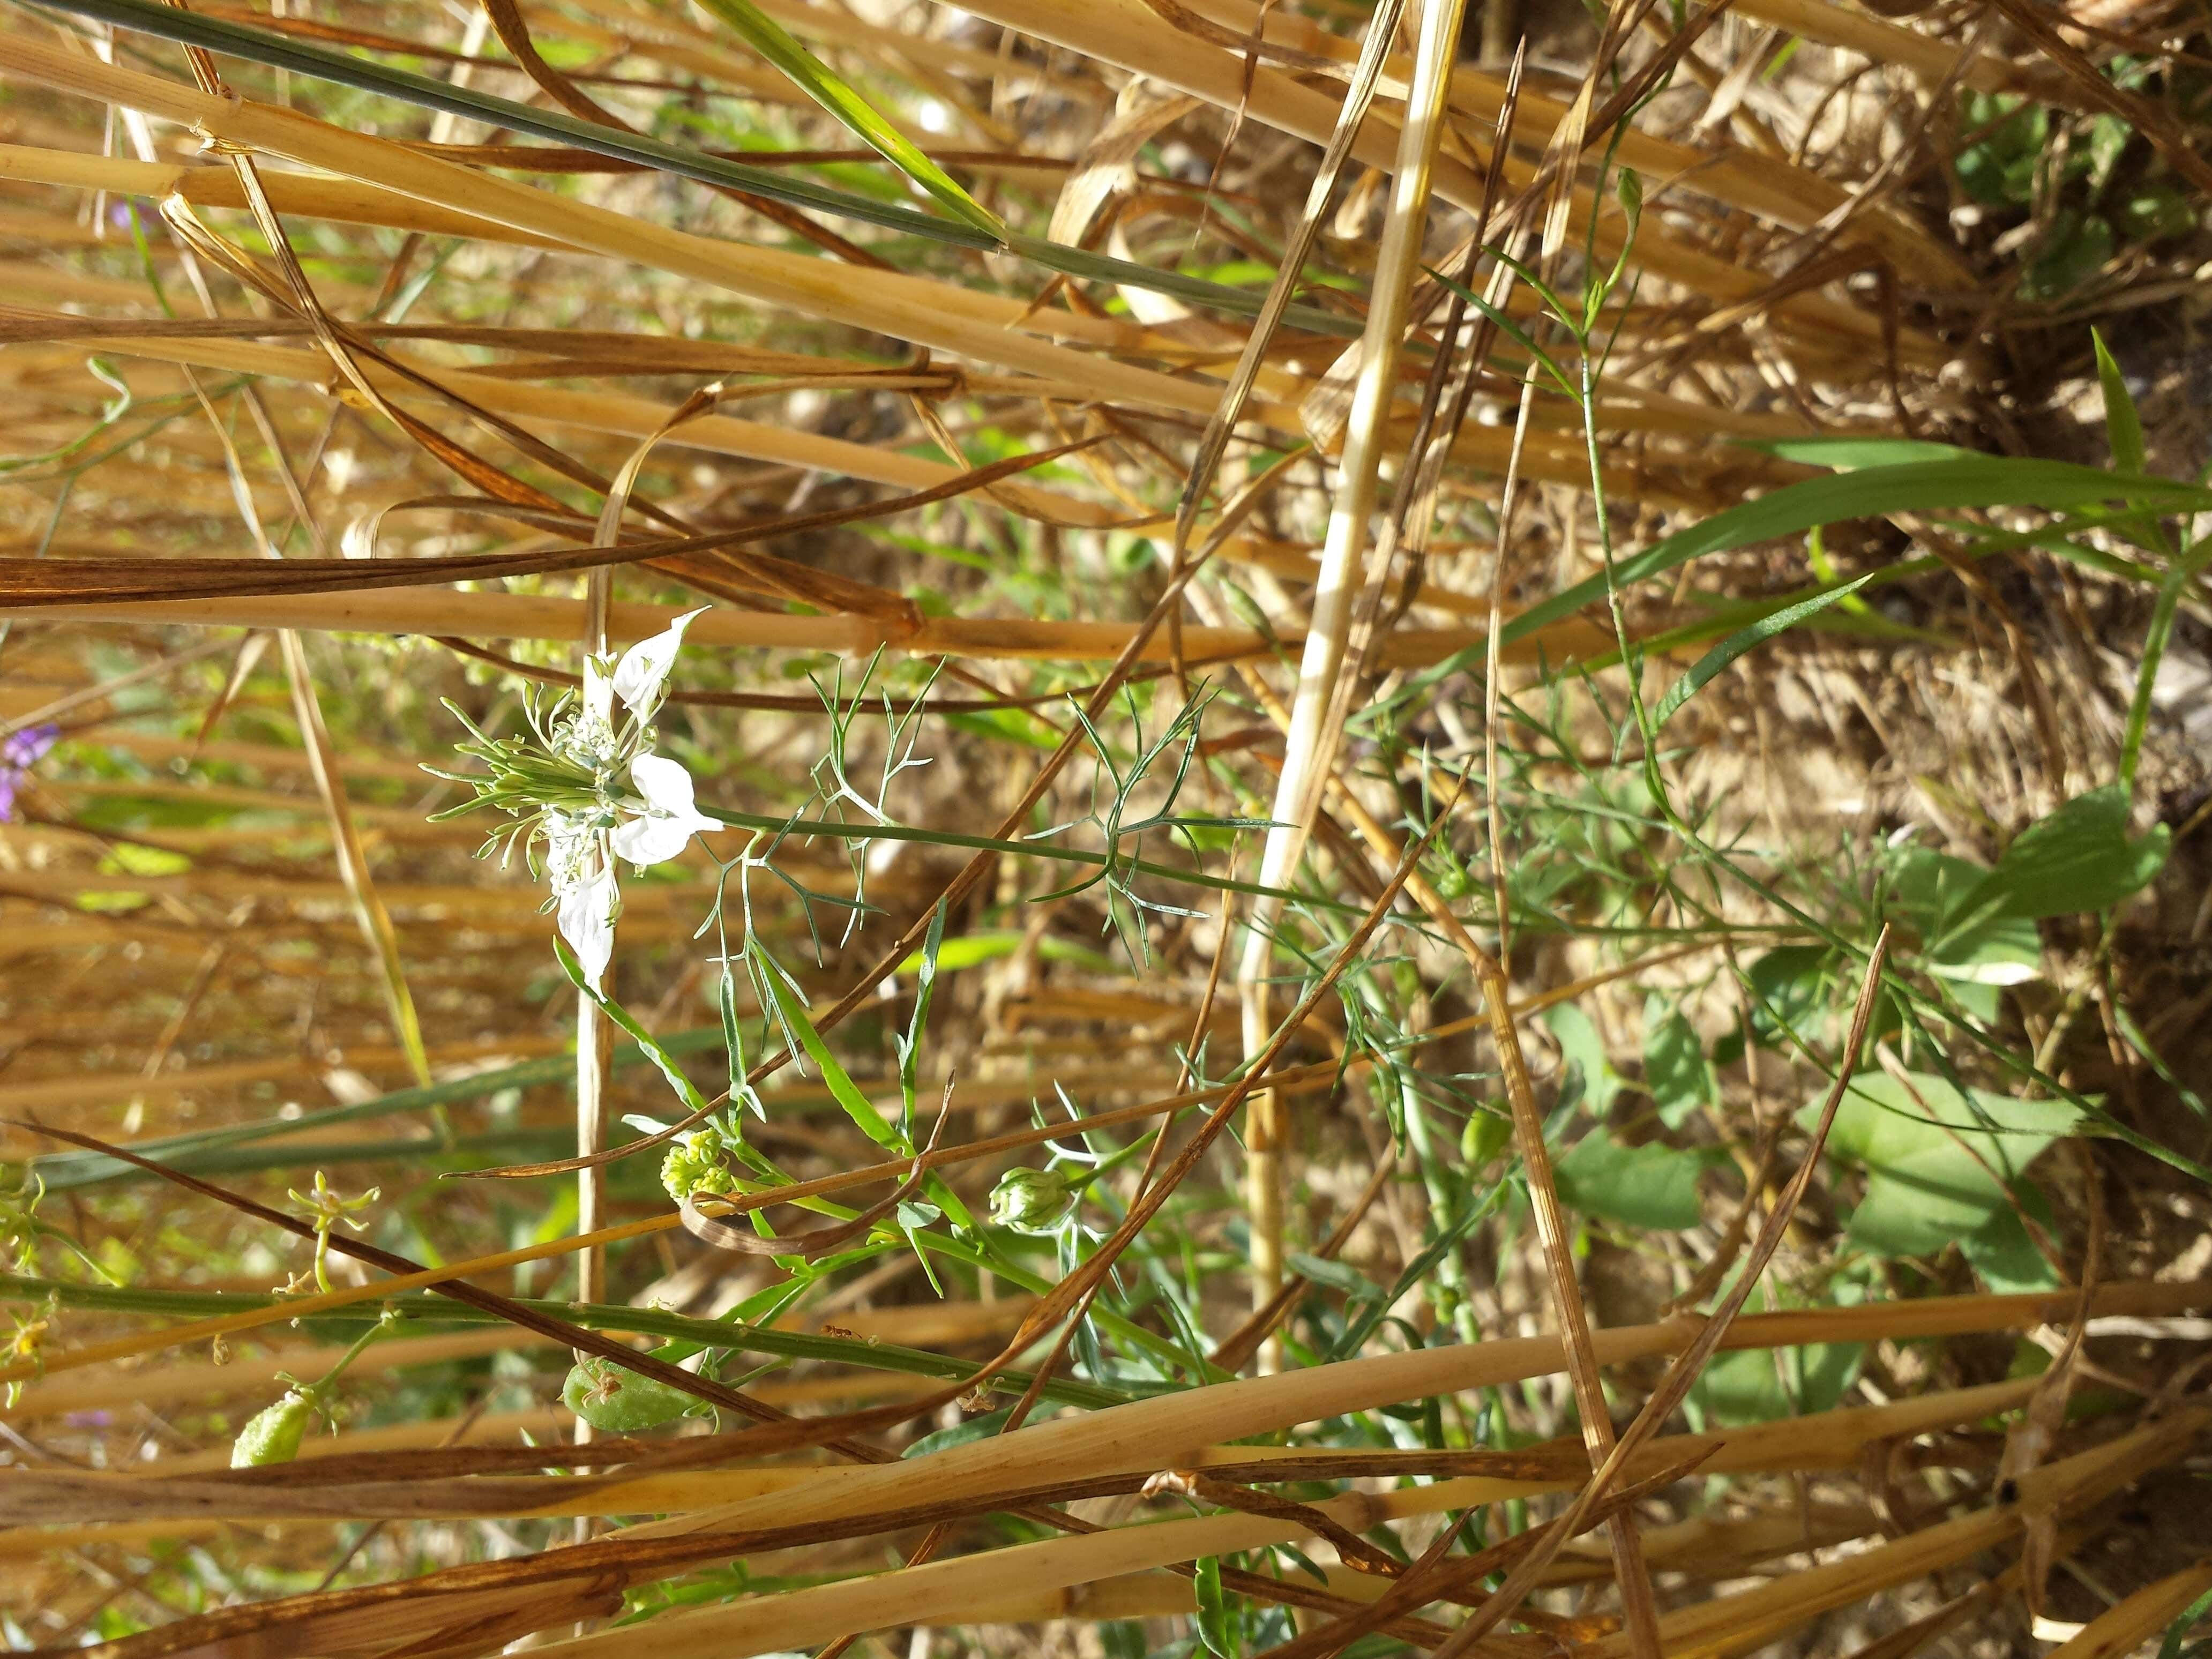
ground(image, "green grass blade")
xmin=2092 ymin=328 xmax=2147 ymax=477
xmin=760 ymin=958 xmax=906 ymax=1153
xmin=2120 ymin=532 xmax=2212 ymax=791
xmin=1504 ymin=456 xmax=2212 ymax=645
xmin=555 ymin=938 xmax=715 ymax=1117
xmin=24 ymin=0 xmax=1356 ymax=334
xmin=687 ymin=0 xmax=1003 ymax=238
xmin=1649 ymin=574 xmax=1875 ymax=730
xmin=0 ymin=1271 xmax=1138 ymax=1408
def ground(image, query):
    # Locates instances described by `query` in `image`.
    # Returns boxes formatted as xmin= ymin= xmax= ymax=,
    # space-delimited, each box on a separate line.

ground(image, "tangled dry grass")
xmin=1 ymin=0 xmax=2210 ymax=1654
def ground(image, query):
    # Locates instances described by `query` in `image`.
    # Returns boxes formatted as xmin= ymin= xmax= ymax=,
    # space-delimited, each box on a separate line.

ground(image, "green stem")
xmin=703 ymin=804 xmax=1364 ymax=915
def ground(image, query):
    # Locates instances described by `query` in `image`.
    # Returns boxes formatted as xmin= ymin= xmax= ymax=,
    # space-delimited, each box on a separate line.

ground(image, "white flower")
xmin=612 ymin=753 xmax=716 ymax=868
xmin=610 ymin=609 xmax=707 ymax=727
xmin=547 ymin=813 xmax=619 ymax=988
xmin=459 ymin=608 xmax=712 ymax=990
xmin=559 ymin=610 xmax=706 ymax=770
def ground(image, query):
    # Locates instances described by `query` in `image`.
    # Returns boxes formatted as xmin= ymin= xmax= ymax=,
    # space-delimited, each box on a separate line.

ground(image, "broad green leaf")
xmin=1958 ymin=1189 xmax=2062 ymax=1295
xmin=2022 ymin=210 xmax=2114 ymax=301
xmin=2117 ymin=182 xmax=2196 ymax=242
xmin=901 ymin=1405 xmax=1014 ymax=1458
xmin=2083 ymin=114 xmax=2133 ymax=195
xmin=1884 ymin=845 xmax=2040 ymax=1025
xmin=1692 ymin=1340 xmax=1865 ymax=1427
xmin=1555 ymin=1133 xmax=1710 ymax=1231
xmin=688 ymin=0 xmax=1005 ymax=239
xmin=1722 ymin=944 xmax=1835 ymax=1058
xmin=1956 ymin=784 xmax=2170 ymax=923
xmin=1687 ymin=1277 xmax=1867 ymax=1426
xmin=1804 ymin=1072 xmax=2077 ymax=1257
xmin=2093 ymin=329 xmax=2147 ymax=476
xmin=1649 ymin=574 xmax=1874 ymax=730
xmin=1641 ymin=997 xmax=1714 ymax=1129
xmin=1543 ymin=1004 xmax=1620 ymax=1115
xmin=1503 ymin=457 xmax=2212 ymax=646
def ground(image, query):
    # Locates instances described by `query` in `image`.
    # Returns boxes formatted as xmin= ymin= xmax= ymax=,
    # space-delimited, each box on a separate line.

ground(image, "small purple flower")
xmin=0 ymin=723 xmax=58 ymax=823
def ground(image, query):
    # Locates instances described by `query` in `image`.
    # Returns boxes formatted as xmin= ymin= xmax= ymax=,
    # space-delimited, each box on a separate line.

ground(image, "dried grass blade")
xmin=1233 ymin=0 xmax=1467 ymax=1342
xmin=2044 ymin=1558 xmax=2212 ymax=1659
xmin=0 ymin=437 xmax=1101 ymax=607
xmin=1169 ymin=0 xmax=1403 ymax=557
xmin=1428 ymin=927 xmax=1896 ymax=1659
xmin=3 ymin=1122 xmax=880 ymax=1452
xmin=21 ymin=0 xmax=1354 ymax=328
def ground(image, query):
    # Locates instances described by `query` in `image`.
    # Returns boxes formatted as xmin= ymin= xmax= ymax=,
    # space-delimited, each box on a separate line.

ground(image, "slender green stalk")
xmin=2120 ymin=532 xmax=2212 ymax=793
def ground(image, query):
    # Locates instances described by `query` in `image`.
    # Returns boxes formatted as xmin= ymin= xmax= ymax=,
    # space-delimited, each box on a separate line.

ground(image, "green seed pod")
xmin=230 ymin=1389 xmax=316 ymax=1468
xmin=989 ymin=1167 xmax=1079 ymax=1235
xmin=563 ymin=1357 xmax=698 ymax=1432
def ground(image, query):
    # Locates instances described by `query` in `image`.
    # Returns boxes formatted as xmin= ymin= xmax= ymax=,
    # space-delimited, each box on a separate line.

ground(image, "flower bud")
xmin=989 ymin=1167 xmax=1079 ymax=1235
xmin=231 ymin=1390 xmax=315 ymax=1468
xmin=661 ymin=1132 xmax=739 ymax=1205
xmin=1460 ymin=1108 xmax=1513 ymax=1170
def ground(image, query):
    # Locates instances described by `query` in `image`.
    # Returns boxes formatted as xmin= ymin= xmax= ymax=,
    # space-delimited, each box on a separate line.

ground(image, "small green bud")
xmin=989 ymin=1167 xmax=1079 ymax=1235
xmin=660 ymin=1132 xmax=741 ymax=1206
xmin=231 ymin=1389 xmax=316 ymax=1468
xmin=563 ymin=1356 xmax=698 ymax=1432
xmin=1460 ymin=1108 xmax=1513 ymax=1171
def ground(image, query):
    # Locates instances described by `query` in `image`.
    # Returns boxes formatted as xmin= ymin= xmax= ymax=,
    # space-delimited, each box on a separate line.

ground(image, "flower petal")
xmin=580 ymin=657 xmax=616 ymax=734
xmin=556 ymin=864 xmax=619 ymax=988
xmin=611 ymin=810 xmax=697 ymax=868
xmin=2 ymin=723 xmax=58 ymax=769
xmin=631 ymin=754 xmax=700 ymax=817
xmin=611 ymin=608 xmax=708 ymax=720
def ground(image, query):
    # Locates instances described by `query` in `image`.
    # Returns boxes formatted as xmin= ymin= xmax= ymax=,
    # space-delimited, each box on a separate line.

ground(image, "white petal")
xmin=611 ymin=608 xmax=708 ymax=719
xmin=580 ymin=656 xmax=616 ymax=731
xmin=1931 ymin=956 xmax=2042 ymax=987
xmin=612 ymin=811 xmax=697 ymax=868
xmin=631 ymin=754 xmax=700 ymax=817
xmin=556 ymin=865 xmax=618 ymax=988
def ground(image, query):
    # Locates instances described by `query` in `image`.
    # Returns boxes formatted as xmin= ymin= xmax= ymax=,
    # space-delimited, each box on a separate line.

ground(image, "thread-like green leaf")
xmin=554 ymin=937 xmax=714 ymax=1117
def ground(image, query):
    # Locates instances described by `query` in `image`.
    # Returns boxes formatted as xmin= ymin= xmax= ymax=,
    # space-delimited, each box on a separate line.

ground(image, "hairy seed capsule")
xmin=230 ymin=1390 xmax=315 ymax=1468
xmin=563 ymin=1357 xmax=698 ymax=1432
